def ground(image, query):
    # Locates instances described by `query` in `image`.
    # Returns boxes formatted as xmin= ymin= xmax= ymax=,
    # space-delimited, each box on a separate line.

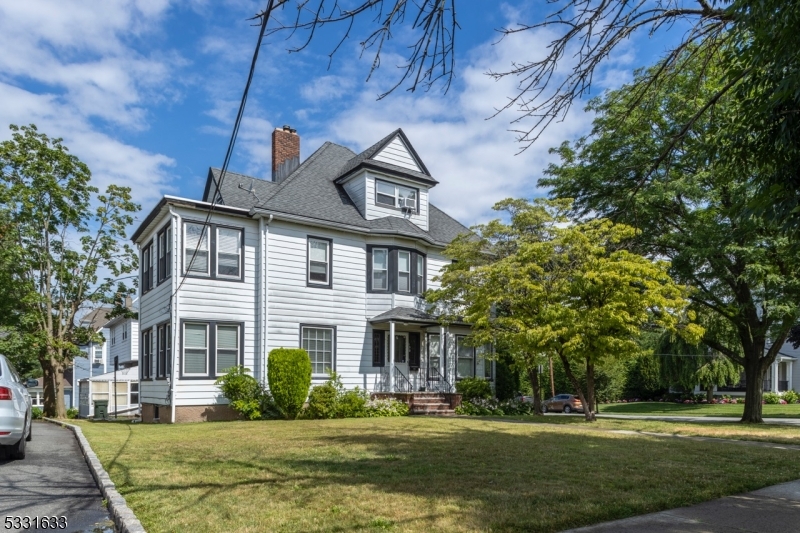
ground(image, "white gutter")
xmin=257 ymin=214 xmax=272 ymax=384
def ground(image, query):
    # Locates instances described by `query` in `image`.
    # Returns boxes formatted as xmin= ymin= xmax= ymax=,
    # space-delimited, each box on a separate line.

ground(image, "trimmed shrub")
xmin=782 ymin=390 xmax=800 ymax=404
xmin=338 ymin=389 xmax=368 ymax=418
xmin=66 ymin=407 xmax=78 ymax=419
xmin=307 ymin=382 xmax=339 ymax=419
xmin=268 ymin=348 xmax=312 ymax=419
xmin=216 ymin=366 xmax=280 ymax=420
xmin=455 ymin=377 xmax=493 ymax=402
xmin=763 ymin=392 xmax=781 ymax=404
xmin=31 ymin=407 xmax=43 ymax=420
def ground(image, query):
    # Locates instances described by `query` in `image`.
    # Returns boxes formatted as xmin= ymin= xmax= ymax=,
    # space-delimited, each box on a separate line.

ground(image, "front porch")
xmin=368 ymin=306 xmax=494 ymax=395
xmin=371 ymin=392 xmax=463 ymax=415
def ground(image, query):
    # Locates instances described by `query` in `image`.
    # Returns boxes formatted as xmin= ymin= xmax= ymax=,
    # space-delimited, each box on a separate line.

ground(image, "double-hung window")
xmin=157 ymin=323 xmax=171 ymax=378
xmin=183 ymin=323 xmax=208 ymax=376
xmin=157 ymin=225 xmax=172 ymax=283
xmin=307 ymin=237 xmax=331 ymax=287
xmin=302 ymin=326 xmax=335 ymax=375
xmin=141 ymin=329 xmax=153 ymax=379
xmin=416 ymin=255 xmax=424 ymax=294
xmin=456 ymin=336 xmax=474 ymax=379
xmin=130 ymin=383 xmax=139 ymax=405
xmin=372 ymin=248 xmax=388 ymax=290
xmin=216 ymin=325 xmax=239 ymax=375
xmin=122 ymin=323 xmax=128 ymax=341
xmin=184 ymin=223 xmax=209 ymax=275
xmin=111 ymin=329 xmax=117 ymax=346
xmin=93 ymin=343 xmax=103 ymax=363
xmin=142 ymin=242 xmax=153 ymax=293
xmin=217 ymin=228 xmax=241 ymax=278
xmin=397 ymin=251 xmax=411 ymax=292
xmin=375 ymin=179 xmax=418 ymax=211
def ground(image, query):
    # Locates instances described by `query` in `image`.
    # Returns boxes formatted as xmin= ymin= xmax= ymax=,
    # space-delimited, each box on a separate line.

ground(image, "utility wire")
xmin=168 ymin=0 xmax=276 ymax=305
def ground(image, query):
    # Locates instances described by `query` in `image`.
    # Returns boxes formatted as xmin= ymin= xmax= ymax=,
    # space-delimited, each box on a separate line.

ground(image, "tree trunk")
xmin=558 ymin=353 xmax=593 ymax=422
xmin=41 ymin=358 xmax=56 ymax=418
xmin=54 ymin=361 xmax=66 ymax=418
xmin=528 ymin=366 xmax=543 ymax=415
xmin=706 ymin=385 xmax=714 ymax=403
xmin=742 ymin=355 xmax=768 ymax=423
xmin=585 ymin=358 xmax=597 ymax=422
xmin=548 ymin=356 xmax=556 ymax=398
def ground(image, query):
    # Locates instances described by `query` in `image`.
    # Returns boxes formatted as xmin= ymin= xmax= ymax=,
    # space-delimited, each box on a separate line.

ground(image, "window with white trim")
xmin=307 ymin=237 xmax=331 ymax=286
xmin=183 ymin=323 xmax=208 ymax=375
xmin=217 ymin=227 xmax=241 ymax=278
xmin=216 ymin=325 xmax=239 ymax=375
xmin=93 ymin=343 xmax=103 ymax=363
xmin=375 ymin=179 xmax=417 ymax=210
xmin=184 ymin=223 xmax=210 ymax=275
xmin=372 ymin=248 xmax=388 ymax=290
xmin=456 ymin=336 xmax=474 ymax=379
xmin=302 ymin=326 xmax=334 ymax=375
xmin=130 ymin=382 xmax=139 ymax=405
xmin=397 ymin=251 xmax=411 ymax=292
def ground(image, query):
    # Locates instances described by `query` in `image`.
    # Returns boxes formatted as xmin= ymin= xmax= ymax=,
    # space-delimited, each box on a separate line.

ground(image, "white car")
xmin=0 ymin=354 xmax=32 ymax=460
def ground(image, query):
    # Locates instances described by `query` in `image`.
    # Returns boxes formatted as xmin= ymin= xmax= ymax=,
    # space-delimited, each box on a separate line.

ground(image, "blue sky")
xmin=0 ymin=1 xmax=672 ymax=228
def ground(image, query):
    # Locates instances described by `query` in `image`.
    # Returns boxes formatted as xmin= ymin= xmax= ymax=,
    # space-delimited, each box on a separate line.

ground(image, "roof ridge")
xmin=259 ymin=141 xmax=346 ymax=206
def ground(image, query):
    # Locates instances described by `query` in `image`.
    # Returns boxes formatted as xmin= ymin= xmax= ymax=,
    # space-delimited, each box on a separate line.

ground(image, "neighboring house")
xmin=132 ymin=127 xmax=492 ymax=423
xmin=72 ymin=307 xmax=113 ymax=410
xmin=28 ymin=377 xmax=73 ymax=410
xmin=710 ymin=340 xmax=799 ymax=396
xmin=77 ymin=300 xmax=140 ymax=418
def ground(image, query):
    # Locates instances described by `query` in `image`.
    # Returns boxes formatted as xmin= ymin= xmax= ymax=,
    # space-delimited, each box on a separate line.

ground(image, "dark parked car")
xmin=542 ymin=394 xmax=583 ymax=414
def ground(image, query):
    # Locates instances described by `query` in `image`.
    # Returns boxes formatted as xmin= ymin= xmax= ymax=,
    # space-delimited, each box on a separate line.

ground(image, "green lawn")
xmin=73 ymin=417 xmax=800 ymax=533
xmin=598 ymin=401 xmax=800 ymax=418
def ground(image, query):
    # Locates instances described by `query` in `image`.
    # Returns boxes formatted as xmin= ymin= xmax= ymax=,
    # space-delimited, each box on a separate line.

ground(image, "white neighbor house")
xmin=131 ymin=127 xmax=492 ymax=423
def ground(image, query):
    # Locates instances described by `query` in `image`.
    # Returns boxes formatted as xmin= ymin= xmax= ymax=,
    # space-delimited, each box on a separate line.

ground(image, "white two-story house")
xmin=131 ymin=127 xmax=492 ymax=423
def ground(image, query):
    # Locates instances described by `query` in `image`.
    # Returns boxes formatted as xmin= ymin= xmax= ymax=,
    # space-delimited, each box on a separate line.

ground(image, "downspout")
xmin=259 ymin=214 xmax=273 ymax=384
xmin=169 ymin=206 xmax=181 ymax=424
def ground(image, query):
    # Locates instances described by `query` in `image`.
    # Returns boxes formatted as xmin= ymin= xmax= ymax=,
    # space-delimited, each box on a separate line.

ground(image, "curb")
xmin=43 ymin=418 xmax=146 ymax=533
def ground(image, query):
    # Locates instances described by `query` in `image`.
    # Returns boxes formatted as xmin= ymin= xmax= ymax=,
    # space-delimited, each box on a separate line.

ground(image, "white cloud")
xmin=0 ymin=0 xmax=180 ymax=207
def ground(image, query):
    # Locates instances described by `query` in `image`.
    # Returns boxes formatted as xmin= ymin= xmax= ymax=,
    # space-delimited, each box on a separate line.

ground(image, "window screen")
xmin=216 ymin=325 xmax=239 ymax=374
xmin=217 ymin=228 xmax=241 ymax=278
xmin=185 ymin=223 xmax=209 ymax=274
xmin=184 ymin=323 xmax=208 ymax=374
xmin=308 ymin=238 xmax=329 ymax=284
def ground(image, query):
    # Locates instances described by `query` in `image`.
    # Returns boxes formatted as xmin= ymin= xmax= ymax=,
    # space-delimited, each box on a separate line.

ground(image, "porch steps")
xmin=409 ymin=393 xmax=456 ymax=416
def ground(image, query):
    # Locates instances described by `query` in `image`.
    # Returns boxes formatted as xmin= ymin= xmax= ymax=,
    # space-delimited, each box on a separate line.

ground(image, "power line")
xmin=168 ymin=0 xmax=276 ymax=305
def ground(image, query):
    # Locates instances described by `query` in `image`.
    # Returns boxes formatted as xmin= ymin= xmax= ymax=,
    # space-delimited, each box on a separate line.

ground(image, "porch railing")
xmin=426 ymin=366 xmax=453 ymax=393
xmin=394 ymin=366 xmax=413 ymax=393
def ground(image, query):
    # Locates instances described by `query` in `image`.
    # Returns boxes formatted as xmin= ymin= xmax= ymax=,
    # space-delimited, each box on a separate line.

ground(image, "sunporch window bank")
xmin=132 ymin=127 xmax=492 ymax=422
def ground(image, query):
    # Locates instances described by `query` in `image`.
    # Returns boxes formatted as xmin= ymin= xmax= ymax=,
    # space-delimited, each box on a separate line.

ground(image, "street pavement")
xmin=564 ymin=479 xmax=800 ymax=532
xmin=0 ymin=421 xmax=114 ymax=533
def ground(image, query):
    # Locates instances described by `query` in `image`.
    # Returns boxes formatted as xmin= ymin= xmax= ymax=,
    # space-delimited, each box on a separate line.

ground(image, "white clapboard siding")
xmin=373 ymin=136 xmax=422 ymax=172
xmin=266 ymin=221 xmax=372 ymax=389
xmin=426 ymin=251 xmax=450 ymax=292
xmin=342 ymin=172 xmax=367 ymax=216
xmin=364 ymin=172 xmax=429 ymax=231
xmin=109 ymin=319 xmax=139 ymax=365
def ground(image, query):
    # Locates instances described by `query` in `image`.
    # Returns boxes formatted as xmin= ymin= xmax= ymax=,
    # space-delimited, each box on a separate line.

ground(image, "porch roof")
xmin=369 ymin=306 xmax=469 ymax=326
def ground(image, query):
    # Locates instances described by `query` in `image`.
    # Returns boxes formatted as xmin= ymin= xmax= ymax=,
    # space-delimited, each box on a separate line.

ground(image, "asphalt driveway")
xmin=0 ymin=421 xmax=114 ymax=533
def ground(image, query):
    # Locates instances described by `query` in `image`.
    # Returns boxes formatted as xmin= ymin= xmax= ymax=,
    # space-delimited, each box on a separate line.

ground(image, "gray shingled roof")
xmin=205 ymin=168 xmax=277 ymax=209
xmin=333 ymin=128 xmax=437 ymax=185
xmin=201 ymin=132 xmax=472 ymax=247
xmin=370 ymin=307 xmax=439 ymax=324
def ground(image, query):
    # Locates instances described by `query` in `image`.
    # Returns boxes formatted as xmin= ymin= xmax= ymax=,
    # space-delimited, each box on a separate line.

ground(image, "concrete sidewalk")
xmin=596 ymin=413 xmax=800 ymax=426
xmin=564 ymin=479 xmax=800 ymax=532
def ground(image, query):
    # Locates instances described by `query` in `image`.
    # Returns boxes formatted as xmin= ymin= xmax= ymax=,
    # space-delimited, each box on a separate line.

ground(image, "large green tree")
xmin=0 ymin=125 xmax=140 ymax=418
xmin=541 ymin=51 xmax=800 ymax=423
xmin=427 ymin=199 xmax=699 ymax=421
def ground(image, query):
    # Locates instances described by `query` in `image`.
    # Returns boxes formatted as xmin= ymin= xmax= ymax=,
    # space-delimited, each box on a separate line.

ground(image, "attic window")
xmin=375 ymin=179 xmax=417 ymax=210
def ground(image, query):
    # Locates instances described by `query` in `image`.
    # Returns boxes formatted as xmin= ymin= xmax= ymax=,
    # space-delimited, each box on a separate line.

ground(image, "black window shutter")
xmin=409 ymin=332 xmax=420 ymax=370
xmin=372 ymin=330 xmax=385 ymax=367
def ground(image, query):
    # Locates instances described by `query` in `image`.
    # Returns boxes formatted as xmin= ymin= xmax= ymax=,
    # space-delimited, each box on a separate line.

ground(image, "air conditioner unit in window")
xmin=400 ymin=198 xmax=415 ymax=214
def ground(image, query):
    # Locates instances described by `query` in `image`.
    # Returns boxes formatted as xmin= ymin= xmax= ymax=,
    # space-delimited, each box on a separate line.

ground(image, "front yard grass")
xmin=73 ymin=417 xmax=800 ymax=533
xmin=598 ymin=401 xmax=800 ymax=418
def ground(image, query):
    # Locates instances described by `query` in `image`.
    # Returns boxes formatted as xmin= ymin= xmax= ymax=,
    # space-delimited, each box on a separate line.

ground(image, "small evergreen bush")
xmin=782 ymin=390 xmax=800 ymax=404
xmin=307 ymin=381 xmax=339 ymax=419
xmin=31 ymin=407 xmax=43 ymax=420
xmin=268 ymin=348 xmax=312 ymax=419
xmin=306 ymin=373 xmax=369 ymax=418
xmin=216 ymin=366 xmax=280 ymax=420
xmin=338 ymin=389 xmax=368 ymax=418
xmin=66 ymin=407 xmax=79 ymax=419
xmin=455 ymin=377 xmax=493 ymax=402
xmin=763 ymin=392 xmax=781 ymax=404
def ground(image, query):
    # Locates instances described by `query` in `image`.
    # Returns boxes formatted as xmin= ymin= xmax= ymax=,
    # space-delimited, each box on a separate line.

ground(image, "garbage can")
xmin=94 ymin=400 xmax=109 ymax=420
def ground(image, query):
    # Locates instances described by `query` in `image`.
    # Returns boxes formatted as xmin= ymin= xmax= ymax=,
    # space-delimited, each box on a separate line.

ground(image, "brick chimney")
xmin=272 ymin=125 xmax=300 ymax=183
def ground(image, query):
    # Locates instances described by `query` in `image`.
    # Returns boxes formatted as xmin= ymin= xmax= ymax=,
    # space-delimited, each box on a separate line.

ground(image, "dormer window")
xmin=375 ymin=179 xmax=417 ymax=211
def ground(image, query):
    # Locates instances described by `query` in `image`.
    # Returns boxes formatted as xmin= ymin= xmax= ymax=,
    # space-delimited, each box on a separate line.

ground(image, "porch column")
xmin=389 ymin=321 xmax=396 ymax=393
xmin=439 ymin=325 xmax=446 ymax=385
xmin=772 ymin=361 xmax=779 ymax=393
xmin=788 ymin=361 xmax=794 ymax=392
